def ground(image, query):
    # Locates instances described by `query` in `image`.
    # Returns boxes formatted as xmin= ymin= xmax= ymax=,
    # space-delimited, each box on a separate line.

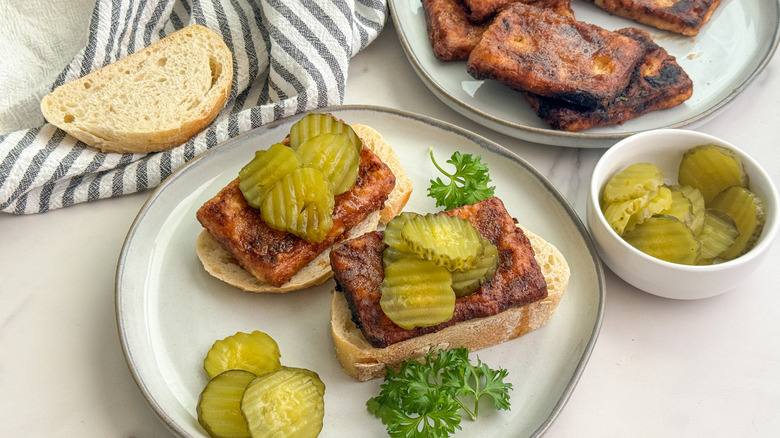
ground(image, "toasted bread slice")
xmin=524 ymin=27 xmax=693 ymax=131
xmin=466 ymin=3 xmax=645 ymax=109
xmin=40 ymin=25 xmax=233 ymax=154
xmin=330 ymin=224 xmax=569 ymax=381
xmin=588 ymin=0 xmax=723 ymax=36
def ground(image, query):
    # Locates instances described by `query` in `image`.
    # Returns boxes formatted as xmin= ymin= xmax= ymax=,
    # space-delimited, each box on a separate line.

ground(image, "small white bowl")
xmin=587 ymin=129 xmax=779 ymax=300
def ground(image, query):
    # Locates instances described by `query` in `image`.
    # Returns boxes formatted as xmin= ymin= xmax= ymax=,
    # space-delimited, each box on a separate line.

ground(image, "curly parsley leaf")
xmin=367 ymin=347 xmax=512 ymax=438
xmin=427 ymin=148 xmax=496 ymax=210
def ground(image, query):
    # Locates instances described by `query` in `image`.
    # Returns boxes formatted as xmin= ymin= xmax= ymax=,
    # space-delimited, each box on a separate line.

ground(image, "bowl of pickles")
xmin=587 ymin=129 xmax=778 ymax=299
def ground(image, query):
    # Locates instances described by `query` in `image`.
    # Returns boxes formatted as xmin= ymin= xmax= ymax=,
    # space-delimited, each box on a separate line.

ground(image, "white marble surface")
xmin=2 ymin=16 xmax=779 ymax=438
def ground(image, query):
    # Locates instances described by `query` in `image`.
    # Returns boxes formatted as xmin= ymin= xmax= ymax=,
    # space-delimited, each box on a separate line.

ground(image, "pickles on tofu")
xmin=380 ymin=257 xmax=455 ymax=330
xmin=401 ymin=213 xmax=483 ymax=271
xmin=241 ymin=368 xmax=325 ymax=438
xmin=288 ymin=112 xmax=362 ymax=153
xmin=296 ymin=132 xmax=360 ymax=195
xmin=678 ymin=143 xmax=749 ymax=203
xmin=197 ymin=370 xmax=256 ymax=438
xmin=204 ymin=331 xmax=282 ymax=379
xmin=602 ymin=162 xmax=664 ymax=203
xmin=622 ymin=215 xmax=700 ymax=265
xmin=451 ymin=238 xmax=498 ymax=297
xmin=708 ymin=186 xmax=765 ymax=259
xmin=238 ymin=143 xmax=301 ymax=209
xmin=698 ymin=209 xmax=740 ymax=263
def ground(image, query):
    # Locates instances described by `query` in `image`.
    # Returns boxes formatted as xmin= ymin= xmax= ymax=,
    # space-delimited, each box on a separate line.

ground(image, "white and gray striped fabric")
xmin=0 ymin=0 xmax=387 ymax=214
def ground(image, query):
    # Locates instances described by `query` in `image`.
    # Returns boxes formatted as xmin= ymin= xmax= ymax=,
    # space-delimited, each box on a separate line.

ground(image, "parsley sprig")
xmin=367 ymin=347 xmax=512 ymax=438
xmin=427 ymin=148 xmax=496 ymax=210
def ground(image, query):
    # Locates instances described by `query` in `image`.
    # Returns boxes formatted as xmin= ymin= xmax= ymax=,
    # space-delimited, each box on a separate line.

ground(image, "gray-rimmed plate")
xmin=116 ymin=105 xmax=605 ymax=437
xmin=388 ymin=0 xmax=780 ymax=148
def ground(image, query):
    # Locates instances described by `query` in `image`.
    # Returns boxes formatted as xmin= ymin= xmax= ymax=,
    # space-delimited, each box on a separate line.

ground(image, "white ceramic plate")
xmin=116 ymin=106 xmax=605 ymax=437
xmin=389 ymin=0 xmax=780 ymax=148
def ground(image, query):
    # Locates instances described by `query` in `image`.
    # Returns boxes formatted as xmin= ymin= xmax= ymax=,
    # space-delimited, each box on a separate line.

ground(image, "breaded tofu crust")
xmin=196 ymin=146 xmax=395 ymax=287
xmin=423 ymin=0 xmax=490 ymax=62
xmin=463 ymin=0 xmax=574 ymax=23
xmin=524 ymin=27 xmax=693 ymax=131
xmin=329 ymin=197 xmax=548 ymax=348
xmin=588 ymin=0 xmax=723 ymax=36
xmin=466 ymin=3 xmax=645 ymax=109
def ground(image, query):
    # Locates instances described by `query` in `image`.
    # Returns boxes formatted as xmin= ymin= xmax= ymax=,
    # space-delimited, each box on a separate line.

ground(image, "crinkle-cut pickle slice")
xmin=673 ymin=184 xmax=706 ymax=235
xmin=698 ymin=209 xmax=740 ymax=263
xmin=241 ymin=368 xmax=324 ymax=438
xmin=622 ymin=215 xmax=700 ymax=265
xmin=624 ymin=186 xmax=673 ymax=232
xmin=709 ymin=185 xmax=765 ymax=259
xmin=380 ymin=257 xmax=455 ymax=330
xmin=382 ymin=212 xmax=419 ymax=268
xmin=288 ymin=112 xmax=362 ymax=153
xmin=260 ymin=167 xmax=335 ymax=243
xmin=401 ymin=213 xmax=483 ymax=271
xmin=238 ymin=143 xmax=301 ymax=209
xmin=204 ymin=331 xmax=282 ymax=379
xmin=603 ymin=162 xmax=664 ymax=203
xmin=296 ymin=132 xmax=360 ymax=195
xmin=601 ymin=190 xmax=656 ymax=235
xmin=660 ymin=186 xmax=694 ymax=229
xmin=451 ymin=238 xmax=498 ymax=297
xmin=678 ymin=143 xmax=749 ymax=204
xmin=197 ymin=369 xmax=256 ymax=438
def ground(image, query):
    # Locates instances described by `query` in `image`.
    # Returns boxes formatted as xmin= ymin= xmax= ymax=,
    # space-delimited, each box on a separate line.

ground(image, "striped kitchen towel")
xmin=0 ymin=0 xmax=387 ymax=214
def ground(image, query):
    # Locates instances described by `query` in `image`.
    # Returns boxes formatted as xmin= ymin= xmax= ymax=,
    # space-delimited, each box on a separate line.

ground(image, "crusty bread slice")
xmin=350 ymin=124 xmax=413 ymax=223
xmin=196 ymin=211 xmax=381 ymax=293
xmin=330 ymin=225 xmax=569 ymax=381
xmin=40 ymin=24 xmax=233 ymax=154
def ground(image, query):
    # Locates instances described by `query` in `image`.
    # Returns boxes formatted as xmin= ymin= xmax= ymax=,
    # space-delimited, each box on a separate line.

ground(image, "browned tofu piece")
xmin=422 ymin=0 xmax=490 ymax=62
xmin=466 ymin=3 xmax=645 ymax=109
xmin=524 ymin=27 xmax=693 ymax=131
xmin=329 ymin=197 xmax=547 ymax=348
xmin=588 ymin=0 xmax=723 ymax=36
xmin=463 ymin=0 xmax=574 ymax=22
xmin=196 ymin=147 xmax=396 ymax=287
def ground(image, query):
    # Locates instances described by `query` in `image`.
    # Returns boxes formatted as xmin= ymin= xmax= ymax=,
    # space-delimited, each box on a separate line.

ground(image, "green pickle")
xmin=288 ymin=112 xmax=362 ymax=153
xmin=204 ymin=331 xmax=282 ymax=379
xmin=380 ymin=257 xmax=455 ymax=330
xmin=673 ymin=185 xmax=706 ymax=235
xmin=197 ymin=369 xmax=256 ymax=438
xmin=260 ymin=167 xmax=335 ymax=242
xmin=622 ymin=215 xmax=700 ymax=265
xmin=602 ymin=162 xmax=664 ymax=203
xmin=708 ymin=185 xmax=765 ymax=259
xmin=401 ymin=213 xmax=483 ymax=271
xmin=451 ymin=238 xmax=498 ymax=297
xmin=240 ymin=368 xmax=324 ymax=438
xmin=659 ymin=186 xmax=694 ymax=231
xmin=697 ymin=209 xmax=740 ymax=263
xmin=238 ymin=143 xmax=301 ymax=209
xmin=678 ymin=143 xmax=749 ymax=203
xmin=296 ymin=132 xmax=360 ymax=195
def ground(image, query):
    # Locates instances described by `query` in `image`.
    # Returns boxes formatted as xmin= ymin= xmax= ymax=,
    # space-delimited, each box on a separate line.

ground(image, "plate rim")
xmin=115 ymin=104 xmax=606 ymax=437
xmin=388 ymin=0 xmax=780 ymax=148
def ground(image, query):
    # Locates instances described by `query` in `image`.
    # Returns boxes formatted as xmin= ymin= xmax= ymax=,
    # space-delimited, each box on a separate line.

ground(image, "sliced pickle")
xmin=697 ymin=209 xmax=740 ymax=263
xmin=380 ymin=257 xmax=455 ymax=330
xmin=197 ymin=369 xmax=256 ymax=438
xmin=659 ymin=186 xmax=694 ymax=229
xmin=451 ymin=238 xmax=498 ymax=297
xmin=602 ymin=191 xmax=654 ymax=235
xmin=260 ymin=167 xmax=335 ymax=242
xmin=708 ymin=186 xmax=765 ymax=259
xmin=678 ymin=143 xmax=749 ymax=204
xmin=296 ymin=133 xmax=360 ymax=195
xmin=602 ymin=162 xmax=664 ymax=203
xmin=288 ymin=112 xmax=362 ymax=153
xmin=673 ymin=184 xmax=706 ymax=235
xmin=281 ymin=367 xmax=325 ymax=397
xmin=241 ymin=368 xmax=324 ymax=438
xmin=382 ymin=212 xmax=419 ymax=267
xmin=238 ymin=143 xmax=301 ymax=209
xmin=204 ymin=331 xmax=282 ymax=379
xmin=622 ymin=215 xmax=700 ymax=265
xmin=624 ymin=185 xmax=673 ymax=232
xmin=401 ymin=213 xmax=483 ymax=271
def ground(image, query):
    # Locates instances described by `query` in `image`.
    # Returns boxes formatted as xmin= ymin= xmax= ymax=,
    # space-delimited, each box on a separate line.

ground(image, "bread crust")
xmin=330 ymin=225 xmax=569 ymax=381
xmin=40 ymin=24 xmax=233 ymax=154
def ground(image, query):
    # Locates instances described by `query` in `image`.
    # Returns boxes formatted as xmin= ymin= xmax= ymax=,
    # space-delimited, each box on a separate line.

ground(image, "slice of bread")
xmin=350 ymin=124 xmax=413 ymax=223
xmin=330 ymin=225 xmax=569 ymax=381
xmin=40 ymin=24 xmax=233 ymax=154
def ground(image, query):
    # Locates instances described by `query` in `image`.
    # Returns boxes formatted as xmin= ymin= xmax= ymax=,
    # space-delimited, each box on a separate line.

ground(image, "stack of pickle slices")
xmin=601 ymin=143 xmax=766 ymax=265
xmin=379 ymin=212 xmax=499 ymax=329
xmin=237 ymin=113 xmax=362 ymax=242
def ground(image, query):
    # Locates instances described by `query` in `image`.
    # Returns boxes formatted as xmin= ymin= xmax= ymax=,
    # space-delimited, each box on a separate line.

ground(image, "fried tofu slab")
xmin=329 ymin=197 xmax=548 ymax=348
xmin=466 ymin=3 xmax=645 ymax=109
xmin=588 ymin=0 xmax=723 ymax=36
xmin=463 ymin=0 xmax=574 ymax=23
xmin=196 ymin=146 xmax=395 ymax=287
xmin=524 ymin=27 xmax=693 ymax=131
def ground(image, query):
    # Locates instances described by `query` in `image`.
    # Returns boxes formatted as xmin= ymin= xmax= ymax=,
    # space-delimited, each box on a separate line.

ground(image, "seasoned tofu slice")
xmin=588 ymin=0 xmax=723 ymax=36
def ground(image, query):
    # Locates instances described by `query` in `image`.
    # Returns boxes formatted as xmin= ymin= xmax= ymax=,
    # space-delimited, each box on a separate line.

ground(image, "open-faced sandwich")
xmin=195 ymin=113 xmax=413 ymax=293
